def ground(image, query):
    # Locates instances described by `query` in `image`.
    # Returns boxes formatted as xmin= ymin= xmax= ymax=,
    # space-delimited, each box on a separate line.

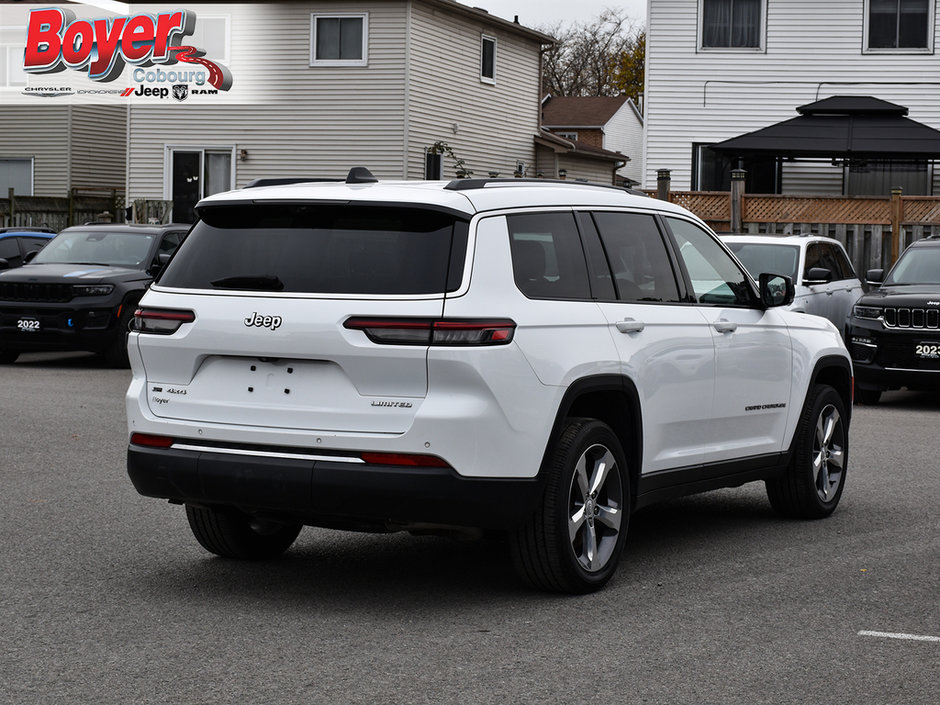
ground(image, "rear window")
xmin=726 ymin=242 xmax=800 ymax=282
xmin=158 ymin=204 xmax=468 ymax=295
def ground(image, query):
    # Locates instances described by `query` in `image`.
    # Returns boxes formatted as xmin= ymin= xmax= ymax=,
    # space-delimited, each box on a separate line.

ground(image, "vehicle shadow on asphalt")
xmin=7 ymin=351 xmax=110 ymax=368
xmin=122 ymin=486 xmax=813 ymax=605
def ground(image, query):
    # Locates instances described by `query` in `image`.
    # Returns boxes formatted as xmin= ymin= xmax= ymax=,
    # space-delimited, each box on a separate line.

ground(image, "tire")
xmin=102 ymin=304 xmax=135 ymax=368
xmin=185 ymin=504 xmax=302 ymax=560
xmin=0 ymin=349 xmax=19 ymax=364
xmin=511 ymin=418 xmax=630 ymax=593
xmin=766 ymin=384 xmax=848 ymax=519
xmin=855 ymin=387 xmax=881 ymax=405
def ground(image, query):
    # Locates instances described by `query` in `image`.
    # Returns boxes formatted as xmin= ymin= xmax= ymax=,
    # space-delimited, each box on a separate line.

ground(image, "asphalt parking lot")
xmin=1 ymin=352 xmax=937 ymax=704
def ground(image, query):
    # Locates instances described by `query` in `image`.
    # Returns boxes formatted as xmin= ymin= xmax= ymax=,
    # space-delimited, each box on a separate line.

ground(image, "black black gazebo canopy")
xmin=710 ymin=96 xmax=940 ymax=160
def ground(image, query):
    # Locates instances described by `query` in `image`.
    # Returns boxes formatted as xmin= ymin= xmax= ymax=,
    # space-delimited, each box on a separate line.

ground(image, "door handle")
xmin=616 ymin=318 xmax=645 ymax=333
xmin=713 ymin=319 xmax=737 ymax=333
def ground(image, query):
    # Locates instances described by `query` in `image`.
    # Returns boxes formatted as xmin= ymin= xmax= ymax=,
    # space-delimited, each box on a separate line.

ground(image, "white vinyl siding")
xmin=70 ymin=106 xmax=127 ymax=190
xmin=127 ymin=2 xmax=408 ymax=199
xmin=646 ymin=0 xmax=940 ymax=192
xmin=125 ymin=1 xmax=546 ymax=199
xmin=0 ymin=106 xmax=69 ymax=195
xmin=407 ymin=1 xmax=541 ymax=180
xmin=601 ymin=100 xmax=644 ymax=184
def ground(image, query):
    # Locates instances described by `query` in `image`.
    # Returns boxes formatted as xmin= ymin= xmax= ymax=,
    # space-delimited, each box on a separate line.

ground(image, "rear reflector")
xmin=133 ymin=308 xmax=195 ymax=334
xmin=344 ymin=317 xmax=515 ymax=346
xmin=360 ymin=452 xmax=451 ymax=468
xmin=130 ymin=433 xmax=174 ymax=448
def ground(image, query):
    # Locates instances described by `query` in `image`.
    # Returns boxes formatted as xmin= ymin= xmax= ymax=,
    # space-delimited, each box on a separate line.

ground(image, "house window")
xmin=700 ymin=0 xmax=764 ymax=49
xmin=310 ymin=14 xmax=368 ymax=66
xmin=166 ymin=148 xmax=233 ymax=223
xmin=866 ymin=0 xmax=932 ymax=51
xmin=1 ymin=28 xmax=28 ymax=86
xmin=0 ymin=158 xmax=33 ymax=196
xmin=556 ymin=131 xmax=579 ymax=141
xmin=481 ymin=35 xmax=496 ymax=83
xmin=188 ymin=16 xmax=231 ymax=64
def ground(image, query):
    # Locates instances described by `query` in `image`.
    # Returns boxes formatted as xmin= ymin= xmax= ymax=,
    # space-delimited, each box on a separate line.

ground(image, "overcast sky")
xmin=460 ymin=0 xmax=648 ymax=31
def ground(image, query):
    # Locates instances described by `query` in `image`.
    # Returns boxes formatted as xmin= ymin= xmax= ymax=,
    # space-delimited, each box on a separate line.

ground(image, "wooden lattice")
xmin=668 ymin=192 xmax=730 ymax=220
xmin=899 ymin=197 xmax=940 ymax=225
xmin=742 ymin=195 xmax=891 ymax=225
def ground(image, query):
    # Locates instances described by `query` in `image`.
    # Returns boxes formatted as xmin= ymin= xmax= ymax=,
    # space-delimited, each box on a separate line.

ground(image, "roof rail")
xmin=244 ymin=177 xmax=343 ymax=189
xmin=243 ymin=167 xmax=379 ymax=189
xmin=444 ymin=178 xmax=648 ymax=196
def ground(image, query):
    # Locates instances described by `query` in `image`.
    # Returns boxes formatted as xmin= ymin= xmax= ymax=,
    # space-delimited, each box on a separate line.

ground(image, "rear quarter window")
xmin=157 ymin=204 xmax=468 ymax=295
xmin=507 ymin=212 xmax=591 ymax=299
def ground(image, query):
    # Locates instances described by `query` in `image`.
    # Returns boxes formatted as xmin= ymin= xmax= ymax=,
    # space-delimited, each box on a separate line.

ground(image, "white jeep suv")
xmin=126 ymin=170 xmax=852 ymax=593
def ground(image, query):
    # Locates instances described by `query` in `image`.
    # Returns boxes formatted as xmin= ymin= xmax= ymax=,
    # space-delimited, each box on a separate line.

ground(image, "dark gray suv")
xmin=0 ymin=223 xmax=189 ymax=365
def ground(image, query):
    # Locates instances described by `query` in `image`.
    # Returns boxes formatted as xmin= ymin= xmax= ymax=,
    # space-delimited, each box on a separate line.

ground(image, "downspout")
xmin=66 ymin=106 xmax=72 ymax=194
xmin=402 ymin=0 xmax=412 ymax=179
xmin=125 ymin=102 xmax=131 ymax=221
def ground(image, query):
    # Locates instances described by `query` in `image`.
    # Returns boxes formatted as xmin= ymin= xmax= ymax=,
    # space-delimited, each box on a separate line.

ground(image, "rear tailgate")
xmin=133 ymin=291 xmax=442 ymax=434
xmin=131 ymin=201 xmax=467 ymax=435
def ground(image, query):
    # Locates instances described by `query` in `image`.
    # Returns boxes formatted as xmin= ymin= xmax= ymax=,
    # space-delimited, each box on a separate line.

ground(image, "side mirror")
xmin=149 ymin=252 xmax=171 ymax=276
xmin=803 ymin=266 xmax=832 ymax=285
xmin=759 ymin=272 xmax=795 ymax=308
xmin=0 ymin=258 xmax=8 ymax=271
xmin=866 ymin=268 xmax=885 ymax=286
xmin=23 ymin=250 xmax=39 ymax=263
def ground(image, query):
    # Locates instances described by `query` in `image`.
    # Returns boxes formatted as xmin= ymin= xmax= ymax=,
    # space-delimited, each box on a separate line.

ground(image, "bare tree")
xmin=540 ymin=9 xmax=645 ymax=102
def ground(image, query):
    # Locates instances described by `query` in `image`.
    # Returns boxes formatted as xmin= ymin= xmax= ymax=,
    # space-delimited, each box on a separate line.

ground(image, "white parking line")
xmin=858 ymin=630 xmax=940 ymax=643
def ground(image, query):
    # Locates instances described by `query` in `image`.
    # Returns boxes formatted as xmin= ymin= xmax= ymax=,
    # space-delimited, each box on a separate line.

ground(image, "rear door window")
xmin=158 ymin=205 xmax=468 ymax=295
xmin=591 ymin=212 xmax=681 ymax=303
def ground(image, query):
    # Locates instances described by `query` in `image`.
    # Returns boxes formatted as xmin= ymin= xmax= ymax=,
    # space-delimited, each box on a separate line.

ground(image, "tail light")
xmin=133 ymin=308 xmax=195 ymax=334
xmin=344 ymin=317 xmax=516 ymax=346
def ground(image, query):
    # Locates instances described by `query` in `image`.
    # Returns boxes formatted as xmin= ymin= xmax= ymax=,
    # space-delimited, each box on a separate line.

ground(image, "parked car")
xmin=846 ymin=234 xmax=940 ymax=405
xmin=0 ymin=223 xmax=190 ymax=366
xmin=0 ymin=229 xmax=56 ymax=270
xmin=720 ymin=234 xmax=863 ymax=335
xmin=126 ymin=170 xmax=852 ymax=593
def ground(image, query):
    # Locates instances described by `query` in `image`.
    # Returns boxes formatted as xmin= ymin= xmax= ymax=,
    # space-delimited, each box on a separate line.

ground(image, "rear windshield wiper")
xmin=210 ymin=274 xmax=285 ymax=291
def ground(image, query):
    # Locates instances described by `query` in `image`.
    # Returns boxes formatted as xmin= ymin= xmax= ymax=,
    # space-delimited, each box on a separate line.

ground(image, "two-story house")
xmin=644 ymin=0 xmax=940 ymax=196
xmin=541 ymin=94 xmax=644 ymax=185
xmin=6 ymin=1 xmax=626 ymax=221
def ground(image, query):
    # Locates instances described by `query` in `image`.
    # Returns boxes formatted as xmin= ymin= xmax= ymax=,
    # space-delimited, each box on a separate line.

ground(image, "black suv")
xmin=847 ymin=235 xmax=940 ymax=404
xmin=0 ymin=223 xmax=189 ymax=366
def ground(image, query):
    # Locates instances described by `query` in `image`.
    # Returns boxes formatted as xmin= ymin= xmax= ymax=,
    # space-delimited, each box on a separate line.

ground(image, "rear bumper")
xmin=127 ymin=444 xmax=542 ymax=531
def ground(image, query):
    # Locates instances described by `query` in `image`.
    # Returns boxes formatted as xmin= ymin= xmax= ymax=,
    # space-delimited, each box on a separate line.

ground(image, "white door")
xmin=666 ymin=216 xmax=793 ymax=463
xmin=583 ymin=211 xmax=716 ymax=473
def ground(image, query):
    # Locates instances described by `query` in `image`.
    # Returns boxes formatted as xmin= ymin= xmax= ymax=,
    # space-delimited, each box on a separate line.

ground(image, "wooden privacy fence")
xmin=0 ymin=189 xmax=175 ymax=231
xmin=647 ymin=187 xmax=940 ymax=275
